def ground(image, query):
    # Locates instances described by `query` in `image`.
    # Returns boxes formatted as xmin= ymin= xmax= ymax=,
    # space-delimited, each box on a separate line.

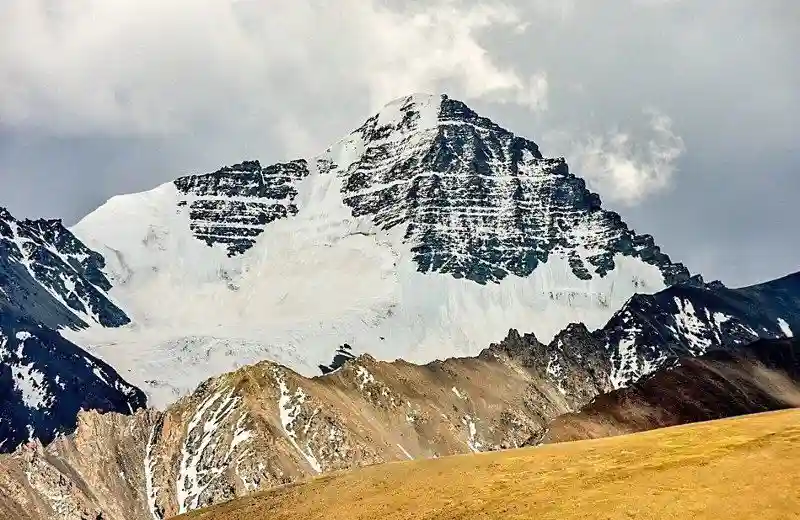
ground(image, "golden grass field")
xmin=179 ymin=409 xmax=800 ymax=520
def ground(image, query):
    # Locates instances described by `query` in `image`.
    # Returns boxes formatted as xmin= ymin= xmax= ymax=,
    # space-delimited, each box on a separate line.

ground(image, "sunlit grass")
xmin=179 ymin=409 xmax=800 ymax=520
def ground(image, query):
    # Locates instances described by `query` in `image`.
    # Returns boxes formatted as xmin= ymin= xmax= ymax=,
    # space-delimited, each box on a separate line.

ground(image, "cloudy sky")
xmin=0 ymin=0 xmax=797 ymax=286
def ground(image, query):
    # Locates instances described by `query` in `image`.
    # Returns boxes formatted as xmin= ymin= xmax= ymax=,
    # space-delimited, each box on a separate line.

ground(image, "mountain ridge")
xmin=66 ymin=93 xmax=694 ymax=407
xmin=0 ymin=207 xmax=146 ymax=453
xmin=537 ymin=336 xmax=800 ymax=444
xmin=0 ymin=207 xmax=129 ymax=330
xmin=1 ymin=268 xmax=798 ymax=518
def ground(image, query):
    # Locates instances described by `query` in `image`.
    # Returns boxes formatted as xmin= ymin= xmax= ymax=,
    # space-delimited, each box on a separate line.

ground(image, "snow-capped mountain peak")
xmin=69 ymin=93 xmax=693 ymax=407
xmin=333 ymin=94 xmax=691 ymax=285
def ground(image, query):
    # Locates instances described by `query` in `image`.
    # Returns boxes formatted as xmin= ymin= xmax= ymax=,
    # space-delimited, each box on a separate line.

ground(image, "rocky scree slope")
xmin=69 ymin=92 xmax=693 ymax=406
xmin=0 ymin=208 xmax=145 ymax=454
xmin=538 ymin=336 xmax=800 ymax=444
xmin=172 ymin=409 xmax=800 ymax=520
xmin=0 ymin=329 xmax=611 ymax=520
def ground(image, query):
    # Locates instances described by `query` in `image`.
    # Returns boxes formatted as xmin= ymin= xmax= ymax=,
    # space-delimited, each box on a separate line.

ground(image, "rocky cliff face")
xmin=334 ymin=95 xmax=690 ymax=285
xmin=0 ymin=330 xmax=611 ymax=520
xmin=174 ymin=159 xmax=310 ymax=256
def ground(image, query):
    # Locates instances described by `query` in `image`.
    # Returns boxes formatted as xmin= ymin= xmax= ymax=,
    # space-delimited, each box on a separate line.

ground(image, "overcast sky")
xmin=0 ymin=0 xmax=797 ymax=286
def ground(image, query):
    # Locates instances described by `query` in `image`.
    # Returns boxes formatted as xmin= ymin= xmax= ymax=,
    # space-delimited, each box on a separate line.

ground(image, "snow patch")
xmin=461 ymin=415 xmax=482 ymax=453
xmin=397 ymin=444 xmax=414 ymax=460
xmin=451 ymin=387 xmax=467 ymax=400
xmin=778 ymin=318 xmax=793 ymax=338
xmin=8 ymin=330 xmax=52 ymax=410
xmin=609 ymin=318 xmax=666 ymax=390
xmin=176 ymin=388 xmax=248 ymax=514
xmin=706 ymin=310 xmax=732 ymax=343
xmin=669 ymin=297 xmax=712 ymax=355
xmin=355 ymin=366 xmax=376 ymax=392
xmin=12 ymin=363 xmax=50 ymax=410
xmin=274 ymin=369 xmax=322 ymax=474
xmin=545 ymin=352 xmax=567 ymax=396
xmin=609 ymin=325 xmax=640 ymax=389
xmin=226 ymin=413 xmax=253 ymax=459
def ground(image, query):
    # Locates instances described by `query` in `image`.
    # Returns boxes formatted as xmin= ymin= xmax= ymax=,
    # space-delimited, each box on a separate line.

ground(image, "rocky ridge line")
xmin=0 ymin=328 xmax=610 ymax=520
xmin=0 ymin=207 xmax=129 ymax=330
xmin=170 ymin=94 xmax=692 ymax=285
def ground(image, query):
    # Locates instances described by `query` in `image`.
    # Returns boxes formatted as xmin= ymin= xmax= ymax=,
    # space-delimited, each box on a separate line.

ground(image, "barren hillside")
xmin=178 ymin=409 xmax=800 ymax=520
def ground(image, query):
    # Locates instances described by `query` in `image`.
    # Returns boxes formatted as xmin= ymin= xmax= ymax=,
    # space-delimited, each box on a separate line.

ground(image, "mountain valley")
xmin=0 ymin=93 xmax=797 ymax=520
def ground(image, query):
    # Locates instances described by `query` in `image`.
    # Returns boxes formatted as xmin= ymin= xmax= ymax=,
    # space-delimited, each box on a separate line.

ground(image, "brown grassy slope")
xmin=177 ymin=408 xmax=800 ymax=520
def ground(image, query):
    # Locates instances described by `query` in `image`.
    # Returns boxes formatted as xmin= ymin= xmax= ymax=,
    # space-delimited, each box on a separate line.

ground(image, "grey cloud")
xmin=0 ymin=0 xmax=797 ymax=287
xmin=0 ymin=0 xmax=545 ymax=137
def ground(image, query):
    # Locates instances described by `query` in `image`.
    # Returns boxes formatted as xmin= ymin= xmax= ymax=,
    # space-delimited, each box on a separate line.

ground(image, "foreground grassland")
xmin=180 ymin=409 xmax=800 ymax=520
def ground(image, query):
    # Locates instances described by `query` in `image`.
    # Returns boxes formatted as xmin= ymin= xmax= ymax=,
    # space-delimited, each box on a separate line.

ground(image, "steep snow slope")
xmin=70 ymin=94 xmax=691 ymax=407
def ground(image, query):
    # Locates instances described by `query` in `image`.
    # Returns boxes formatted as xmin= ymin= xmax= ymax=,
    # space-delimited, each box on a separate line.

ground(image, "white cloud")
xmin=566 ymin=108 xmax=686 ymax=205
xmin=0 ymin=0 xmax=548 ymax=149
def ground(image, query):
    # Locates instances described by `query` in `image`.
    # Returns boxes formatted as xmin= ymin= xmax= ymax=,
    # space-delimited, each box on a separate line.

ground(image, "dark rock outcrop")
xmin=174 ymin=159 xmax=310 ymax=256
xmin=0 ymin=312 xmax=146 ymax=453
xmin=602 ymin=271 xmax=800 ymax=387
xmin=169 ymin=94 xmax=691 ymax=286
xmin=340 ymin=95 xmax=691 ymax=285
xmin=0 ymin=208 xmax=142 ymax=453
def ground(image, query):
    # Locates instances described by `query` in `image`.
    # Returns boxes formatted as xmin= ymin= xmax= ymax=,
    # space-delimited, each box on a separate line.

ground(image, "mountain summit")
xmin=69 ymin=93 xmax=691 ymax=406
